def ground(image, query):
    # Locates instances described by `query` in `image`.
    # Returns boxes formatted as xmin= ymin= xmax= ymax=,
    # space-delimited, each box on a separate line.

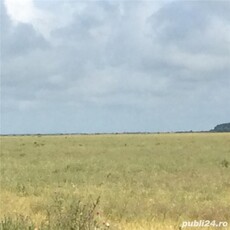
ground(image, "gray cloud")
xmin=1 ymin=0 xmax=230 ymax=134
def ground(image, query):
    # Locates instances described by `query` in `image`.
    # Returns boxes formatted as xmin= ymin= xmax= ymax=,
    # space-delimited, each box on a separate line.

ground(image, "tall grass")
xmin=0 ymin=133 xmax=230 ymax=229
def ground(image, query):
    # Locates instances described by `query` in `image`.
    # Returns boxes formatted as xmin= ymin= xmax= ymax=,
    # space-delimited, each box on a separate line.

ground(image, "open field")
xmin=0 ymin=133 xmax=230 ymax=229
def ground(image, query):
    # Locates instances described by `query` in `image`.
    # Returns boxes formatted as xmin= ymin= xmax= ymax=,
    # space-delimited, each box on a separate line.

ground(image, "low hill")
xmin=212 ymin=122 xmax=230 ymax=132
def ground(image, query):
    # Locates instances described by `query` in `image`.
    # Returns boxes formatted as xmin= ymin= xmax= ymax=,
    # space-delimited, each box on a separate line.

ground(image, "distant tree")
xmin=212 ymin=123 xmax=230 ymax=132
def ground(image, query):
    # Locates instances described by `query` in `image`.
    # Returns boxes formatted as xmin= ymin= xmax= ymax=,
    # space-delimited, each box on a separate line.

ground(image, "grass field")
xmin=0 ymin=133 xmax=230 ymax=229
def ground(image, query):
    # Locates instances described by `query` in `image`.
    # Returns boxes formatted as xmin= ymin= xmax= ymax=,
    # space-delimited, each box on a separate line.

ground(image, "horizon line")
xmin=0 ymin=130 xmax=216 ymax=136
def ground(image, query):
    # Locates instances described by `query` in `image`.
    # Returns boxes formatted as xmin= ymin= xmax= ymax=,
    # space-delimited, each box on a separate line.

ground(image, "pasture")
xmin=0 ymin=133 xmax=230 ymax=229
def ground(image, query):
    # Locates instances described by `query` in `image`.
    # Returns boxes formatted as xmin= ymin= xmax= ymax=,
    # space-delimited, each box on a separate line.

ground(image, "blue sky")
xmin=1 ymin=0 xmax=230 ymax=134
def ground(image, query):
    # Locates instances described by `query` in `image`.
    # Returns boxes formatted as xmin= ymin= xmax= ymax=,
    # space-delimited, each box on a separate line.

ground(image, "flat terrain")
xmin=0 ymin=133 xmax=230 ymax=229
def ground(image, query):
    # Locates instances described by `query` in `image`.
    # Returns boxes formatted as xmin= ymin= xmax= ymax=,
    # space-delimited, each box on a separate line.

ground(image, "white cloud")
xmin=4 ymin=0 xmax=36 ymax=23
xmin=4 ymin=0 xmax=50 ymax=37
xmin=4 ymin=0 xmax=75 ymax=39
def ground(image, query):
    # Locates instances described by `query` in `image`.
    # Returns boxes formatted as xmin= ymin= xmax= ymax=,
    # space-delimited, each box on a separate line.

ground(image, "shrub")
xmin=0 ymin=215 xmax=35 ymax=230
xmin=0 ymin=196 xmax=111 ymax=230
xmin=221 ymin=159 xmax=229 ymax=168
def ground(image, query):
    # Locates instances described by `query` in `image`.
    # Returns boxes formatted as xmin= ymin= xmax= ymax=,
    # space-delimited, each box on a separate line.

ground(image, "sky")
xmin=1 ymin=0 xmax=230 ymax=134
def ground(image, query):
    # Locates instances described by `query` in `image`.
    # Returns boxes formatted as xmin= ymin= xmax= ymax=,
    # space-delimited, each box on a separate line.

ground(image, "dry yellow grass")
xmin=0 ymin=133 xmax=230 ymax=229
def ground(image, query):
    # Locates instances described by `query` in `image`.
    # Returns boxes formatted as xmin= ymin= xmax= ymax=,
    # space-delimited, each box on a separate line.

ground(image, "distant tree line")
xmin=211 ymin=123 xmax=230 ymax=132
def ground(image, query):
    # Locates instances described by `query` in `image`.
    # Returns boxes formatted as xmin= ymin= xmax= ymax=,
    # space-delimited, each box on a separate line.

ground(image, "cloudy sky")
xmin=1 ymin=0 xmax=230 ymax=134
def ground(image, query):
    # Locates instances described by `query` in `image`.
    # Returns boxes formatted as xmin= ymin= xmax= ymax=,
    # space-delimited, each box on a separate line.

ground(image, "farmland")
xmin=0 ymin=133 xmax=230 ymax=229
